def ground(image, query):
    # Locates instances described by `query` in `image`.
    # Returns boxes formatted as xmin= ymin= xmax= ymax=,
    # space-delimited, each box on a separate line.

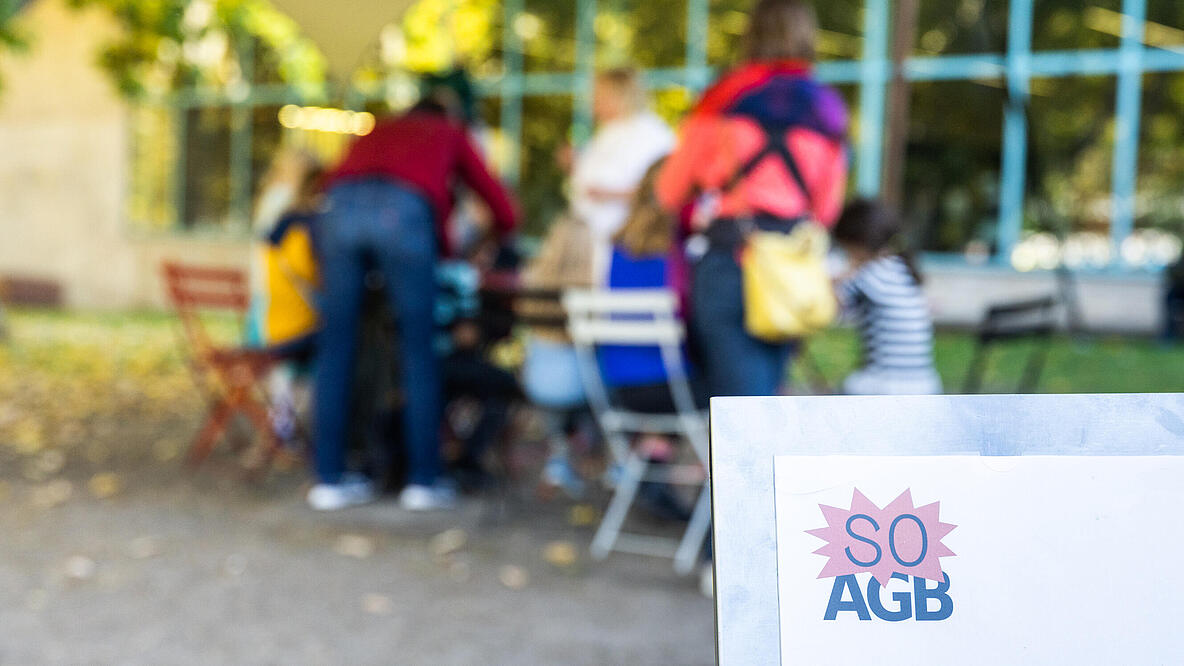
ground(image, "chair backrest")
xmin=562 ymin=288 xmax=698 ymax=422
xmin=563 ymin=289 xmax=684 ymax=346
xmin=963 ymin=295 xmax=1059 ymax=394
xmin=979 ymin=296 xmax=1058 ymax=343
xmin=161 ymin=261 xmax=250 ymax=358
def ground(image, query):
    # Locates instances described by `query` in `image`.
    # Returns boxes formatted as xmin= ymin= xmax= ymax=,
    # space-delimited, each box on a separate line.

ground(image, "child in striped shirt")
xmin=832 ymin=200 xmax=942 ymax=396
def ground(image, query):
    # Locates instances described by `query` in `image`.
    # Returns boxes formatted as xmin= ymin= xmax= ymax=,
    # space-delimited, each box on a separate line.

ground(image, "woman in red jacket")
xmin=657 ymin=0 xmax=848 ymax=399
xmin=309 ymin=89 xmax=518 ymax=512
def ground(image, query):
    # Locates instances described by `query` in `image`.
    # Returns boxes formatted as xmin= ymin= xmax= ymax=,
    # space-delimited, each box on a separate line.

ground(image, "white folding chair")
xmin=563 ymin=288 xmax=711 ymax=575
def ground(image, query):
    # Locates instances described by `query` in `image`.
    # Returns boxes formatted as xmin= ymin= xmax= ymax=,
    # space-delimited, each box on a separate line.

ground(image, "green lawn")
xmin=3 ymin=308 xmax=1182 ymax=400
xmin=796 ymin=328 xmax=1184 ymax=394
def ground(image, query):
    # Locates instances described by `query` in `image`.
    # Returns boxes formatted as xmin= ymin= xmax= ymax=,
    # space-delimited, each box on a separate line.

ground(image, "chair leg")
xmin=602 ymin=430 xmax=634 ymax=468
xmin=189 ymin=399 xmax=235 ymax=466
xmin=1019 ymin=339 xmax=1052 ymax=393
xmin=674 ymin=481 xmax=712 ymax=575
xmin=962 ymin=343 xmax=990 ymax=394
xmin=590 ymin=450 xmax=647 ymax=561
xmin=239 ymin=396 xmax=282 ymax=478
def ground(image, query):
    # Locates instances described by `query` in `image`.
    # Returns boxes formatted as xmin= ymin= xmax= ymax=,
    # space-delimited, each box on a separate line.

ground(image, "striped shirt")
xmin=838 ymin=255 xmax=936 ymax=374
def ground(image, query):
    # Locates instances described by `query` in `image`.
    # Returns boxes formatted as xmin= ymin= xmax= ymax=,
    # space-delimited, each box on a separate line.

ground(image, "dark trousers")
xmin=690 ymin=247 xmax=795 ymax=398
xmin=315 ymin=179 xmax=441 ymax=487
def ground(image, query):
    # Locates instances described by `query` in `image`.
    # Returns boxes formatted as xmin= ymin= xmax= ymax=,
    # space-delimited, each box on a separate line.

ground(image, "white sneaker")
xmin=398 ymin=483 xmax=457 ymax=512
xmin=307 ymin=476 xmax=377 ymax=511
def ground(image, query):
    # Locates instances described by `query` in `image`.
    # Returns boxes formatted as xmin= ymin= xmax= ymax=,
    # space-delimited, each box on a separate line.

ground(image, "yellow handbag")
xmin=721 ymin=121 xmax=838 ymax=341
xmin=741 ymin=221 xmax=837 ymax=341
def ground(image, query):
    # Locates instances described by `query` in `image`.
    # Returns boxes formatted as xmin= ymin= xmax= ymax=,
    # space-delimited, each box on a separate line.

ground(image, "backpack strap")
xmin=720 ymin=123 xmax=814 ymax=213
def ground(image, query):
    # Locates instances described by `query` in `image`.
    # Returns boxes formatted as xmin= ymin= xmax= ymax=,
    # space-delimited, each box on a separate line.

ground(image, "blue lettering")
xmin=867 ymin=573 xmax=912 ymax=622
xmin=824 ymin=575 xmax=871 ymax=621
xmin=914 ymin=572 xmax=954 ymax=621
xmin=889 ymin=514 xmax=928 ymax=568
xmin=844 ymin=514 xmax=882 ymax=567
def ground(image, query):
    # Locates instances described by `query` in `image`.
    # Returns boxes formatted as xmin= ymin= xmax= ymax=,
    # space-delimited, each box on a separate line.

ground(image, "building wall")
xmin=927 ymin=266 xmax=1161 ymax=334
xmin=0 ymin=0 xmax=249 ymax=310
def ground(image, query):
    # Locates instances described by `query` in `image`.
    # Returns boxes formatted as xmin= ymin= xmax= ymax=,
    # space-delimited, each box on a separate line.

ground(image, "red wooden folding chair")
xmin=161 ymin=261 xmax=282 ymax=470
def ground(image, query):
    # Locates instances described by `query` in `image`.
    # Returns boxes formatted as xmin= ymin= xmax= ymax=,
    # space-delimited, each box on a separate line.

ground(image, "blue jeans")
xmin=690 ymin=247 xmax=795 ymax=398
xmin=315 ymin=179 xmax=441 ymax=486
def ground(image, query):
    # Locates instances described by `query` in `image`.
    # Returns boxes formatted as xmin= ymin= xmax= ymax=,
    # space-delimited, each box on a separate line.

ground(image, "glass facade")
xmin=130 ymin=0 xmax=1184 ymax=271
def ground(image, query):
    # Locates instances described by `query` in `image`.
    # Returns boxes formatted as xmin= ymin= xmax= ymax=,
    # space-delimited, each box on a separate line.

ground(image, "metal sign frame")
xmin=709 ymin=392 xmax=1184 ymax=665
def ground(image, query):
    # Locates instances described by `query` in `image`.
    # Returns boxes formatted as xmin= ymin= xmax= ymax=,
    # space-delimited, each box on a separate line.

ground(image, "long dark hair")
xmin=833 ymin=199 xmax=923 ymax=284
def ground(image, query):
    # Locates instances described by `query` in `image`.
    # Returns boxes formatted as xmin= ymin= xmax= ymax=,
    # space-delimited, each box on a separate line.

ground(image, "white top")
xmin=570 ymin=111 xmax=675 ymax=281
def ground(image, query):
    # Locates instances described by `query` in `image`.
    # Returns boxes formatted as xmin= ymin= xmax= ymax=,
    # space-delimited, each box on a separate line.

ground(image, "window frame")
xmin=130 ymin=0 xmax=1181 ymax=275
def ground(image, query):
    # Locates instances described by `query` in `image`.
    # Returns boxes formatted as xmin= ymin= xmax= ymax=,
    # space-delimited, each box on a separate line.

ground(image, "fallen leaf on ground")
xmin=152 ymin=439 xmax=182 ymax=462
xmin=333 ymin=534 xmax=375 ymax=559
xmin=568 ymin=504 xmax=599 ymax=527
xmin=361 ymin=593 xmax=393 ymax=615
xmin=63 ymin=555 xmax=96 ymax=581
xmin=33 ymin=450 xmax=66 ymax=476
xmin=31 ymin=479 xmax=73 ymax=508
xmin=126 ymin=536 xmax=163 ymax=560
xmin=498 ymin=564 xmax=529 ymax=590
xmin=543 ymin=540 xmax=579 ymax=568
xmin=88 ymin=472 xmax=122 ymax=499
xmin=430 ymin=528 xmax=467 ymax=557
xmin=9 ymin=418 xmax=44 ymax=455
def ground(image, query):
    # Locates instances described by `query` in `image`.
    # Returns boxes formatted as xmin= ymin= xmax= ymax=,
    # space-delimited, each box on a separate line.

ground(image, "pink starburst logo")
xmin=806 ymin=489 xmax=957 ymax=586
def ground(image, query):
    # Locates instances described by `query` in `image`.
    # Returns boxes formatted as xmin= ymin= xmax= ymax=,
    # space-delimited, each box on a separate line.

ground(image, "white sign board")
xmin=709 ymin=394 xmax=1184 ymax=665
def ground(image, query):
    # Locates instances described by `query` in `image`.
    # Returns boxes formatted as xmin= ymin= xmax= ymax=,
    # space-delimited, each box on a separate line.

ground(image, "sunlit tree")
xmin=67 ymin=0 xmax=326 ymax=99
xmin=0 ymin=0 xmax=31 ymax=94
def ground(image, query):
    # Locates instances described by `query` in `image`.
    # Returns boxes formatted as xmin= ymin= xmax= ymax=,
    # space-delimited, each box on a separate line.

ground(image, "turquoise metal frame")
xmin=149 ymin=0 xmax=1181 ymax=271
xmin=488 ymin=0 xmax=1175 ymax=269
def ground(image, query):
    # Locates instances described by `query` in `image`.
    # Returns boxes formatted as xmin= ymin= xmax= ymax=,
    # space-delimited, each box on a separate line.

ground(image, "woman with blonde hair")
xmin=570 ymin=67 xmax=675 ymax=283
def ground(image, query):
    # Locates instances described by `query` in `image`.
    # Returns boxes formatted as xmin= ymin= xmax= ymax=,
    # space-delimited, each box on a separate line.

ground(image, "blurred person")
xmin=570 ymin=67 xmax=675 ymax=282
xmin=436 ymin=252 xmax=523 ymax=492
xmin=254 ymin=154 xmax=325 ymax=446
xmin=247 ymin=149 xmax=323 ymax=347
xmin=600 ymin=160 xmax=692 ymax=409
xmin=309 ymin=82 xmax=519 ymax=512
xmin=832 ymin=200 xmax=941 ymax=396
xmin=656 ymin=0 xmax=848 ymax=401
xmin=518 ymin=215 xmax=595 ymax=499
xmin=600 ymin=160 xmax=700 ymax=521
xmin=656 ymin=0 xmax=848 ymax=597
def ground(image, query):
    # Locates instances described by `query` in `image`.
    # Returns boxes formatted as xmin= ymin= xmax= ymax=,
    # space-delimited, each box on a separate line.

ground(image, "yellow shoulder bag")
xmin=728 ymin=122 xmax=838 ymax=341
xmin=741 ymin=222 xmax=837 ymax=341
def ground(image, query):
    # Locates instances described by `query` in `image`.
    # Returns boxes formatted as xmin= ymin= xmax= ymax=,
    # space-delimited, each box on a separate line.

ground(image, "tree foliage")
xmin=67 ymin=0 xmax=326 ymax=99
xmin=44 ymin=0 xmax=1184 ymax=247
xmin=0 ymin=0 xmax=32 ymax=94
